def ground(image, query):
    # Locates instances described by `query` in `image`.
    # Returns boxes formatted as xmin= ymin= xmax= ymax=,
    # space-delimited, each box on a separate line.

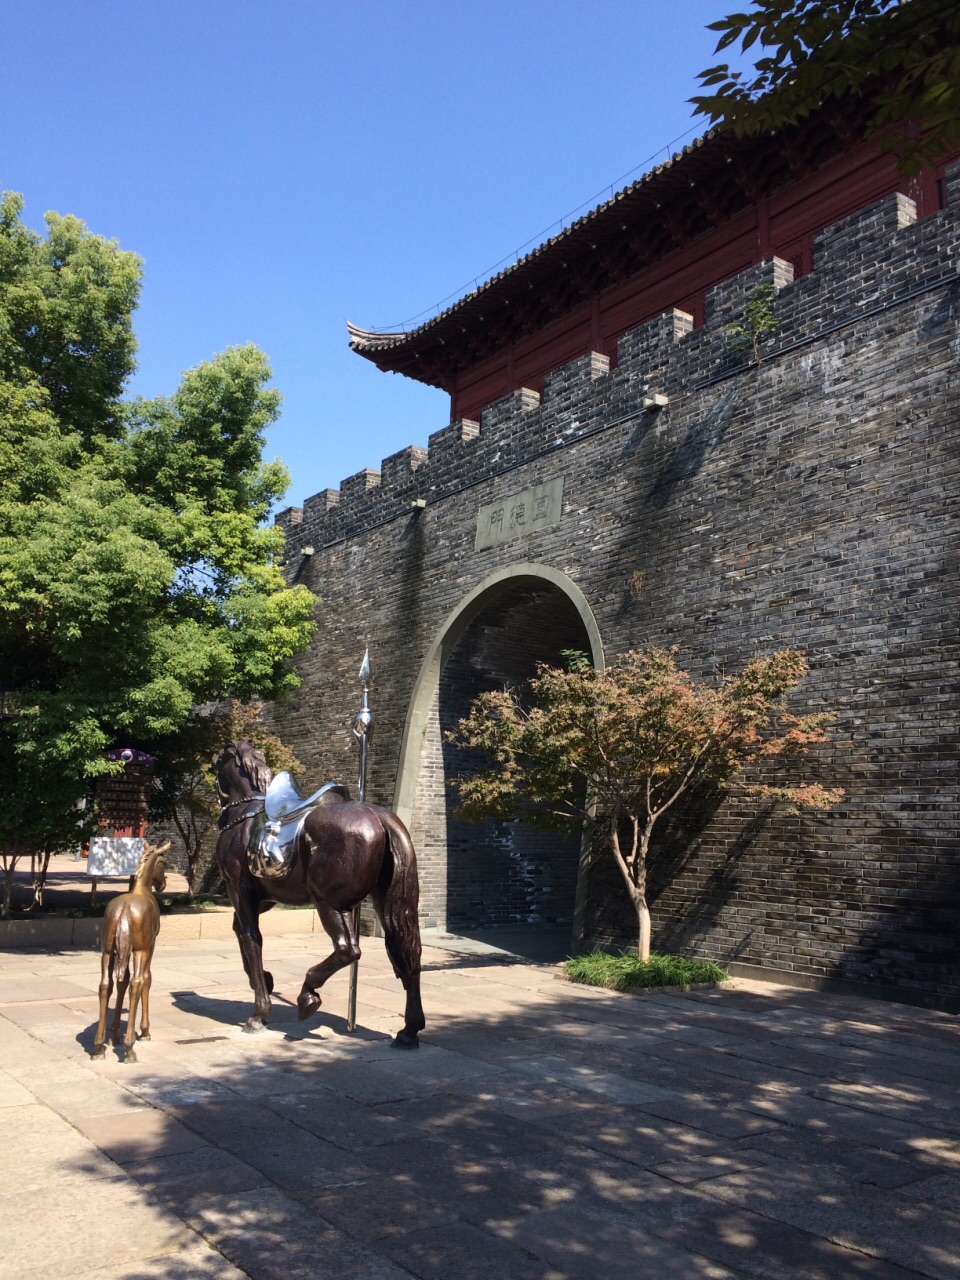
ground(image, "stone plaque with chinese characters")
xmin=475 ymin=477 xmax=565 ymax=551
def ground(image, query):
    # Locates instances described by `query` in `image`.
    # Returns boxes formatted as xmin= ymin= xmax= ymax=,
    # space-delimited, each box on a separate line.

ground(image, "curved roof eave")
xmin=348 ymin=131 xmax=714 ymax=356
xmin=348 ymin=104 xmax=869 ymax=384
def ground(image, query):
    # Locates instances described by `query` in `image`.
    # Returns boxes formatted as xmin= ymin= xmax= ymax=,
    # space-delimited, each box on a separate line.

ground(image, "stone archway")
xmin=395 ymin=565 xmax=603 ymax=934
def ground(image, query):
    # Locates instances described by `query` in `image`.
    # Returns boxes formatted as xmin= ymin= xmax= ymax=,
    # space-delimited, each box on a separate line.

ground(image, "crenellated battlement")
xmin=276 ymin=170 xmax=960 ymax=558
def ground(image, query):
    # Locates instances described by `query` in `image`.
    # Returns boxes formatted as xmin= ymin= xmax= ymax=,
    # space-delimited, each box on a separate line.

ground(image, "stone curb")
xmin=0 ymin=906 xmax=320 ymax=950
xmin=555 ymin=973 xmax=735 ymax=995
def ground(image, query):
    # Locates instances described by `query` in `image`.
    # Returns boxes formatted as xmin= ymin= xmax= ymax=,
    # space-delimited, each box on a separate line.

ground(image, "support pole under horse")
xmin=347 ymin=649 xmax=372 ymax=1032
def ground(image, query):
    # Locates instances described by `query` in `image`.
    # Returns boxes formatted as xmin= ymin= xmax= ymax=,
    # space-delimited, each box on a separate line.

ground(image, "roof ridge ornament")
xmin=346 ymin=321 xmax=408 ymax=351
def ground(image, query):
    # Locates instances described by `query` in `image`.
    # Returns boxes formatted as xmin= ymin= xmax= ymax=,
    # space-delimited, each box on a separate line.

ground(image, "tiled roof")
xmin=347 ymin=130 xmax=716 ymax=355
xmin=348 ymin=102 xmax=866 ymax=387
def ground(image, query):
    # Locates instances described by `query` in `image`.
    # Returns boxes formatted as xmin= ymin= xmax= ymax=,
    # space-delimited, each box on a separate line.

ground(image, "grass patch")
xmin=563 ymin=950 xmax=727 ymax=991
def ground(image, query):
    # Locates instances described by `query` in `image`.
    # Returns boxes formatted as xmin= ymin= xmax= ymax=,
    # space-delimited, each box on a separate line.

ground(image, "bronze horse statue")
xmin=92 ymin=841 xmax=169 ymax=1062
xmin=213 ymin=739 xmax=424 ymax=1048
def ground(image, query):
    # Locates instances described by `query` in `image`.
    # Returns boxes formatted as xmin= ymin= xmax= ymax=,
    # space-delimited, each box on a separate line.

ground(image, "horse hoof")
xmin=297 ymin=992 xmax=321 ymax=1021
xmin=264 ymin=971 xmax=275 ymax=995
xmin=139 ymin=1031 xmax=151 ymax=1041
xmin=392 ymin=1030 xmax=420 ymax=1050
xmin=123 ymin=1050 xmax=137 ymax=1064
xmin=243 ymin=1017 xmax=267 ymax=1034
xmin=91 ymin=1045 xmax=106 ymax=1059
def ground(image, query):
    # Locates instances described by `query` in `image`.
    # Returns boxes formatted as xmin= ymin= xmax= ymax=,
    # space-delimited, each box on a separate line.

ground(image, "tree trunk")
xmin=2 ymin=861 xmax=15 ymax=918
xmin=634 ymin=826 xmax=653 ymax=961
xmin=188 ymin=820 xmax=220 ymax=895
xmin=32 ymin=850 xmax=51 ymax=909
xmin=636 ymin=895 xmax=652 ymax=962
xmin=172 ymin=807 xmax=215 ymax=897
xmin=192 ymin=826 xmax=225 ymax=897
xmin=608 ymin=816 xmax=655 ymax=962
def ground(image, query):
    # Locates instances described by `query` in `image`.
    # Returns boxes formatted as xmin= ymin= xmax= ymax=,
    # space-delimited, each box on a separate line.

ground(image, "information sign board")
xmin=88 ymin=836 xmax=144 ymax=878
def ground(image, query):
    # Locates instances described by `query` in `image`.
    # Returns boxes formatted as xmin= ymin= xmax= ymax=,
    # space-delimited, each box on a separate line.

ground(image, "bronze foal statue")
xmin=92 ymin=841 xmax=168 ymax=1062
xmin=213 ymin=739 xmax=425 ymax=1048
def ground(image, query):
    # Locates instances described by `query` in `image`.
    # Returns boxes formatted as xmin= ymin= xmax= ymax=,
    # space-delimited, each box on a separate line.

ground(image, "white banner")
xmin=88 ymin=836 xmax=144 ymax=878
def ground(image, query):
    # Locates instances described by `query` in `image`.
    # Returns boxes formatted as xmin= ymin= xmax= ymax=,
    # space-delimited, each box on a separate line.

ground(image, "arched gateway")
xmin=394 ymin=565 xmax=603 ymax=936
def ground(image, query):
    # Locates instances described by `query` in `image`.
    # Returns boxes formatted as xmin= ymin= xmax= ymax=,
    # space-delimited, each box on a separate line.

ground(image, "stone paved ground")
xmin=1 ymin=927 xmax=958 ymax=1280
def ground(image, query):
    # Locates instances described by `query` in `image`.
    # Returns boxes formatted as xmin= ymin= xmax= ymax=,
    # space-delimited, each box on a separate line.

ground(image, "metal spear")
xmin=347 ymin=648 xmax=372 ymax=1031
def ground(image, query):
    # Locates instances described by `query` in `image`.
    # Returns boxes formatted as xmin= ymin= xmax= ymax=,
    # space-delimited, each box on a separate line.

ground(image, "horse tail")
xmin=113 ymin=913 xmax=133 ymax=981
xmin=375 ymin=811 xmax=422 ymax=984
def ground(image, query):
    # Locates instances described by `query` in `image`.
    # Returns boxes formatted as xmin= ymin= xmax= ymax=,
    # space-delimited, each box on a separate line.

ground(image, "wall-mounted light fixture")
xmin=299 ymin=545 xmax=315 ymax=557
xmin=643 ymin=393 xmax=669 ymax=411
xmin=410 ymin=499 xmax=427 ymax=510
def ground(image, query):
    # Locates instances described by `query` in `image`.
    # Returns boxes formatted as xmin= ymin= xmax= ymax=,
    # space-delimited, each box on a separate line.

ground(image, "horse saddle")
xmin=247 ymin=771 xmax=349 ymax=880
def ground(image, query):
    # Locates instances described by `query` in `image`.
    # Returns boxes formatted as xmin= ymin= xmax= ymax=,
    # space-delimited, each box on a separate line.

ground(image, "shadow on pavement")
xmin=40 ymin=929 xmax=960 ymax=1280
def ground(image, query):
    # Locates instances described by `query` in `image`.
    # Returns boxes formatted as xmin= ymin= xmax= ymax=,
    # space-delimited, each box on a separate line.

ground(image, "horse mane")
xmin=217 ymin=738 xmax=273 ymax=794
xmin=135 ymin=849 xmax=159 ymax=875
xmin=136 ymin=840 xmax=169 ymax=878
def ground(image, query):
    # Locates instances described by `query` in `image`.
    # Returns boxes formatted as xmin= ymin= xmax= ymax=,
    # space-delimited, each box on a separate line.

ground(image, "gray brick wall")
xmin=272 ymin=171 xmax=960 ymax=1006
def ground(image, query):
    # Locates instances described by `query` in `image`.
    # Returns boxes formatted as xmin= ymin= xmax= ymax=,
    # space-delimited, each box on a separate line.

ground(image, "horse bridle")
xmin=216 ymin=791 xmax=267 ymax=832
xmin=215 ymin=743 xmax=271 ymax=831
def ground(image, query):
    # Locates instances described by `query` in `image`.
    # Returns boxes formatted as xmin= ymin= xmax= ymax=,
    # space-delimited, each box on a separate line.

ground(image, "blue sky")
xmin=4 ymin=1 xmax=734 ymax=509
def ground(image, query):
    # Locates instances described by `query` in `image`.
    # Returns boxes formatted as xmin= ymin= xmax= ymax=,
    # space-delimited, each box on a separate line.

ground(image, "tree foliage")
xmin=0 ymin=192 xmax=316 ymax=873
xmin=452 ymin=648 xmax=844 ymax=959
xmin=691 ymin=0 xmax=960 ymax=173
xmin=724 ymin=283 xmax=779 ymax=364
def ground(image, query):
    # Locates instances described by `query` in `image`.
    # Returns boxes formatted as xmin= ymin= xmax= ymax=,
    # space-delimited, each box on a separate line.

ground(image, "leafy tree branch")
xmin=691 ymin=0 xmax=960 ymax=174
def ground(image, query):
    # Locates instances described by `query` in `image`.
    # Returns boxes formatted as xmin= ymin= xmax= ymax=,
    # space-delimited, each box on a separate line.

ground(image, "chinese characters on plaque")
xmin=474 ymin=477 xmax=565 ymax=551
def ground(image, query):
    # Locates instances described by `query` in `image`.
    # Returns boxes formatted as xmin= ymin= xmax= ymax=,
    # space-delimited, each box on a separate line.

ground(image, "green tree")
xmin=150 ymin=702 xmax=303 ymax=895
xmin=691 ymin=0 xmax=960 ymax=173
xmin=452 ymin=648 xmax=844 ymax=960
xmin=0 ymin=192 xmax=315 ymax=910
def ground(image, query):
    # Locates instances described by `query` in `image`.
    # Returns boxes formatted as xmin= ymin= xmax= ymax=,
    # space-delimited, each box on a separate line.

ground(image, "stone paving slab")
xmin=77 ymin=1240 xmax=252 ymax=1280
xmin=1 ymin=928 xmax=958 ymax=1279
